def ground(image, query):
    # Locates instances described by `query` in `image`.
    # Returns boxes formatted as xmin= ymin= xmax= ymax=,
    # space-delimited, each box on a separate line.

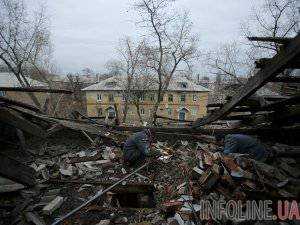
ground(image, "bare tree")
xmin=134 ymin=0 xmax=199 ymax=124
xmin=129 ymin=75 xmax=156 ymax=124
xmin=0 ymin=0 xmax=50 ymax=109
xmin=82 ymin=67 xmax=94 ymax=75
xmin=209 ymin=0 xmax=298 ymax=85
xmin=116 ymin=37 xmax=154 ymax=124
xmin=105 ymin=60 xmax=123 ymax=77
xmin=244 ymin=0 xmax=298 ymax=56
xmin=208 ymin=43 xmax=255 ymax=84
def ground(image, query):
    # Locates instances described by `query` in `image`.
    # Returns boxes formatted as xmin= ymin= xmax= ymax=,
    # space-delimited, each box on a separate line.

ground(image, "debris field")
xmin=0 ymin=105 xmax=299 ymax=225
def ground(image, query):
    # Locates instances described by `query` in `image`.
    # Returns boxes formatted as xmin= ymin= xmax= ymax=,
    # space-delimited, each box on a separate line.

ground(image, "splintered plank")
xmin=193 ymin=34 xmax=300 ymax=127
xmin=0 ymin=96 xmax=41 ymax=113
xmin=0 ymin=107 xmax=46 ymax=138
xmin=247 ymin=36 xmax=293 ymax=44
xmin=0 ymin=154 xmax=36 ymax=186
xmin=270 ymin=77 xmax=300 ymax=83
xmin=248 ymin=37 xmax=293 ymax=44
xmin=0 ymin=87 xmax=73 ymax=94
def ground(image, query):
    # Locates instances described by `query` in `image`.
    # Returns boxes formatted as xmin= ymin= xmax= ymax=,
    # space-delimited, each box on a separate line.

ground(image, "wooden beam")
xmin=193 ymin=34 xmax=300 ymax=127
xmin=207 ymin=96 xmax=282 ymax=110
xmin=263 ymin=95 xmax=300 ymax=110
xmin=156 ymin=132 xmax=216 ymax=143
xmin=256 ymin=57 xmax=300 ymax=69
xmin=208 ymin=96 xmax=300 ymax=114
xmin=0 ymin=153 xmax=36 ymax=186
xmin=156 ymin=115 xmax=194 ymax=123
xmin=271 ymin=105 xmax=300 ymax=125
xmin=0 ymin=87 xmax=73 ymax=94
xmin=115 ymin=125 xmax=300 ymax=145
xmin=0 ymin=96 xmax=42 ymax=113
xmin=206 ymin=103 xmax=224 ymax=108
xmin=270 ymin=77 xmax=300 ymax=83
xmin=0 ymin=107 xmax=46 ymax=138
xmin=115 ymin=124 xmax=300 ymax=135
xmin=247 ymin=36 xmax=292 ymax=44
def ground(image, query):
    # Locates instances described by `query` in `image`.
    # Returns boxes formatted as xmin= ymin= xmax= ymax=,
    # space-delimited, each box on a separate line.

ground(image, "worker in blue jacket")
xmin=216 ymin=134 xmax=267 ymax=160
xmin=122 ymin=129 xmax=160 ymax=166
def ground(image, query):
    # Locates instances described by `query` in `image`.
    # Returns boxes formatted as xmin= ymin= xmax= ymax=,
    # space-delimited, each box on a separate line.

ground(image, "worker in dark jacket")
xmin=122 ymin=129 xmax=159 ymax=166
xmin=216 ymin=134 xmax=266 ymax=160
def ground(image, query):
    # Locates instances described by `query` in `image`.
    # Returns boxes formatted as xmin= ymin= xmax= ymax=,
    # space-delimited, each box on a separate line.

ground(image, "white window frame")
xmin=193 ymin=94 xmax=197 ymax=101
xmin=149 ymin=109 xmax=152 ymax=116
xmin=122 ymin=94 xmax=126 ymax=101
xmin=150 ymin=94 xmax=155 ymax=101
xmin=108 ymin=94 xmax=114 ymax=102
xmin=98 ymin=108 xmax=103 ymax=116
xmin=0 ymin=91 xmax=6 ymax=97
xmin=167 ymin=108 xmax=172 ymax=116
xmin=180 ymin=94 xmax=186 ymax=102
xmin=140 ymin=108 xmax=145 ymax=115
xmin=97 ymin=93 xmax=102 ymax=102
xmin=191 ymin=108 xmax=197 ymax=116
xmin=168 ymin=94 xmax=173 ymax=102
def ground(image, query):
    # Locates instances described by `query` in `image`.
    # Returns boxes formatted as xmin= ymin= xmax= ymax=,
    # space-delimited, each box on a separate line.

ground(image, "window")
xmin=193 ymin=94 xmax=197 ymax=101
xmin=105 ymin=81 xmax=117 ymax=87
xmin=178 ymin=82 xmax=188 ymax=88
xmin=107 ymin=107 xmax=115 ymax=118
xmin=97 ymin=93 xmax=102 ymax=101
xmin=131 ymin=108 xmax=135 ymax=115
xmin=168 ymin=94 xmax=173 ymax=102
xmin=0 ymin=91 xmax=5 ymax=97
xmin=179 ymin=109 xmax=187 ymax=121
xmin=159 ymin=94 xmax=164 ymax=102
xmin=180 ymin=94 xmax=186 ymax=102
xmin=122 ymin=94 xmax=126 ymax=101
xmin=149 ymin=94 xmax=155 ymax=101
xmin=167 ymin=108 xmax=172 ymax=116
xmin=108 ymin=94 xmax=114 ymax=102
xmin=140 ymin=108 xmax=145 ymax=115
xmin=140 ymin=94 xmax=145 ymax=101
xmin=191 ymin=108 xmax=197 ymax=116
xmin=98 ymin=108 xmax=103 ymax=116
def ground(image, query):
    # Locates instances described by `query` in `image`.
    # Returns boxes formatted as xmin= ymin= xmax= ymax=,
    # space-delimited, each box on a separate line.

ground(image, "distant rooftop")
xmin=0 ymin=72 xmax=47 ymax=88
xmin=51 ymin=74 xmax=111 ymax=84
xmin=208 ymin=82 xmax=284 ymax=105
xmin=82 ymin=75 xmax=211 ymax=92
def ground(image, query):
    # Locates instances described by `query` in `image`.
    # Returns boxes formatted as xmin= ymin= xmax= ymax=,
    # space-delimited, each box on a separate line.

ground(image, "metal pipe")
xmin=81 ymin=130 xmax=95 ymax=144
xmin=51 ymin=162 xmax=150 ymax=225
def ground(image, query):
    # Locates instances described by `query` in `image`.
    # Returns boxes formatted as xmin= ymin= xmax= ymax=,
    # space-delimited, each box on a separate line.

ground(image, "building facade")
xmin=82 ymin=76 xmax=210 ymax=125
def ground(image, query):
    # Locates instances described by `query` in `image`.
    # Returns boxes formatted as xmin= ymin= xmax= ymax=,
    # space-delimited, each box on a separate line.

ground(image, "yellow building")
xmin=82 ymin=76 xmax=210 ymax=125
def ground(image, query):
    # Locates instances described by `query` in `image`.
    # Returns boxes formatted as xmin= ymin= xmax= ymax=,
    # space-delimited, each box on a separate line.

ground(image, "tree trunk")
xmin=152 ymin=88 xmax=163 ymax=125
xmin=114 ymin=103 xmax=120 ymax=126
xmin=135 ymin=103 xmax=143 ymax=125
xmin=122 ymin=100 xmax=129 ymax=124
xmin=17 ymin=72 xmax=42 ymax=110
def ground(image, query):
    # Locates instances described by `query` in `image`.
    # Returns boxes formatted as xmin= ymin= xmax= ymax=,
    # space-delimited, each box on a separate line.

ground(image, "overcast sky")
xmin=44 ymin=0 xmax=263 ymax=74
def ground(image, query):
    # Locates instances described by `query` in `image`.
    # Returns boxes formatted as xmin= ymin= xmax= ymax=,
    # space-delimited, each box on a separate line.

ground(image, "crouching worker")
xmin=216 ymin=134 xmax=267 ymax=161
xmin=122 ymin=129 xmax=160 ymax=166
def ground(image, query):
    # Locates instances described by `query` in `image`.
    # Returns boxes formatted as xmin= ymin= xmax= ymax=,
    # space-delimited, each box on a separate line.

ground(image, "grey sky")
xmin=45 ymin=0 xmax=262 ymax=74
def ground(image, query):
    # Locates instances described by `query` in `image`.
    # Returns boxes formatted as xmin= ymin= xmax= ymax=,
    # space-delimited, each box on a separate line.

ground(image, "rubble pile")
xmin=159 ymin=143 xmax=300 ymax=225
xmin=1 ymin=127 xmax=299 ymax=225
xmin=0 ymin=99 xmax=299 ymax=225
